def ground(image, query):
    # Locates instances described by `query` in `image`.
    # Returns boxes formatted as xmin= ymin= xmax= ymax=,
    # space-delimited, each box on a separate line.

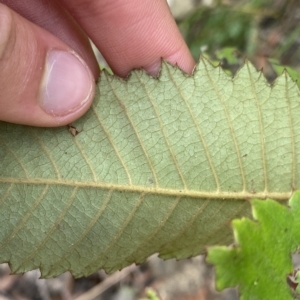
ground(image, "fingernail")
xmin=40 ymin=50 xmax=93 ymax=116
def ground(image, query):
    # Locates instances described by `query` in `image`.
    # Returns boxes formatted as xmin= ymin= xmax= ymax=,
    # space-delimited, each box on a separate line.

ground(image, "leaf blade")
xmin=0 ymin=58 xmax=299 ymax=277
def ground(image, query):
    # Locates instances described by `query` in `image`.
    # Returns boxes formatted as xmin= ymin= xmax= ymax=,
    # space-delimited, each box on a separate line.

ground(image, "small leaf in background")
xmin=140 ymin=288 xmax=161 ymax=300
xmin=215 ymin=47 xmax=241 ymax=65
xmin=269 ymin=58 xmax=300 ymax=88
xmin=178 ymin=5 xmax=253 ymax=60
xmin=207 ymin=191 xmax=300 ymax=300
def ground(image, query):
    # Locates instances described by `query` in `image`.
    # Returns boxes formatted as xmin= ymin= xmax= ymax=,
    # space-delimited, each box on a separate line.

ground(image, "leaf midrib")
xmin=0 ymin=177 xmax=291 ymax=200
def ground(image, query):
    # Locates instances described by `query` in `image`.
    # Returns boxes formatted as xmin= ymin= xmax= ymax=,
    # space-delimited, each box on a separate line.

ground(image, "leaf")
xmin=269 ymin=58 xmax=300 ymax=89
xmin=0 ymin=57 xmax=299 ymax=278
xmin=140 ymin=288 xmax=161 ymax=300
xmin=215 ymin=47 xmax=241 ymax=65
xmin=207 ymin=191 xmax=300 ymax=300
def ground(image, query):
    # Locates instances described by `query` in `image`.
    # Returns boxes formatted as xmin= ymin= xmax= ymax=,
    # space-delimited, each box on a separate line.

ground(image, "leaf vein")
xmin=29 ymin=129 xmax=61 ymax=180
xmin=106 ymin=79 xmax=159 ymax=187
xmin=166 ymin=66 xmax=221 ymax=191
xmin=123 ymin=195 xmax=181 ymax=262
xmin=91 ymin=105 xmax=132 ymax=185
xmin=72 ymin=137 xmax=97 ymax=182
xmin=83 ymin=192 xmax=145 ymax=273
xmin=0 ymin=177 xmax=291 ymax=201
xmin=136 ymin=75 xmax=187 ymax=190
xmin=0 ymin=185 xmax=49 ymax=252
xmin=0 ymin=139 xmax=29 ymax=178
xmin=284 ymin=75 xmax=296 ymax=188
xmin=0 ymin=183 xmax=14 ymax=208
xmin=15 ymin=186 xmax=79 ymax=273
xmin=204 ymin=61 xmax=246 ymax=191
xmin=48 ymin=189 xmax=114 ymax=271
xmin=160 ymin=199 xmax=210 ymax=252
xmin=203 ymin=200 xmax=249 ymax=245
xmin=246 ymin=65 xmax=268 ymax=192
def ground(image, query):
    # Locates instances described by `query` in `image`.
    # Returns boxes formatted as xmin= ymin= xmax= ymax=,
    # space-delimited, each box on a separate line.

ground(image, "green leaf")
xmin=0 ymin=57 xmax=299 ymax=278
xmin=207 ymin=191 xmax=300 ymax=299
xmin=215 ymin=47 xmax=240 ymax=65
xmin=139 ymin=288 xmax=161 ymax=300
xmin=269 ymin=58 xmax=300 ymax=88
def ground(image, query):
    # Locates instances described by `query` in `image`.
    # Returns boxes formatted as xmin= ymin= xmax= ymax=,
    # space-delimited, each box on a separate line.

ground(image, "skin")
xmin=0 ymin=0 xmax=195 ymax=127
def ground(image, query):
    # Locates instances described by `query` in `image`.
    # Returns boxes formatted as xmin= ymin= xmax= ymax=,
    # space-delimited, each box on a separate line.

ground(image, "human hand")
xmin=0 ymin=0 xmax=195 ymax=127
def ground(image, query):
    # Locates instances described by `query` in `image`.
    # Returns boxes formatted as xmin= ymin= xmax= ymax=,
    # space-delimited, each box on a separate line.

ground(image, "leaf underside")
xmin=0 ymin=58 xmax=299 ymax=278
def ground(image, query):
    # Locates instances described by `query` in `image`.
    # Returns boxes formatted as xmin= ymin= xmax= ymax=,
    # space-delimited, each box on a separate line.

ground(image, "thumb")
xmin=0 ymin=3 xmax=95 ymax=127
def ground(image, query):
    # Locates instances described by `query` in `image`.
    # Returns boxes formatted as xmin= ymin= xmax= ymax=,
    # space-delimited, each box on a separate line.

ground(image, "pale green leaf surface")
xmin=207 ymin=191 xmax=300 ymax=300
xmin=0 ymin=58 xmax=299 ymax=277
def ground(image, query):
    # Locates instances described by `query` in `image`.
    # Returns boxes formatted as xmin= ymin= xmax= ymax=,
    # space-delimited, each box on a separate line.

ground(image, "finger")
xmin=0 ymin=3 xmax=95 ymax=127
xmin=1 ymin=0 xmax=100 ymax=79
xmin=61 ymin=0 xmax=195 ymax=77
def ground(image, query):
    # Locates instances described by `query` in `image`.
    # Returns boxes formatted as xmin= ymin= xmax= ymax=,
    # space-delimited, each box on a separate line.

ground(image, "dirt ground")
xmin=0 ymin=255 xmax=238 ymax=300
